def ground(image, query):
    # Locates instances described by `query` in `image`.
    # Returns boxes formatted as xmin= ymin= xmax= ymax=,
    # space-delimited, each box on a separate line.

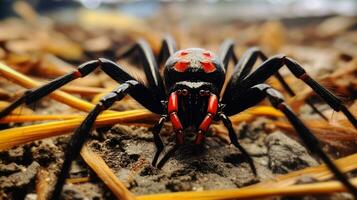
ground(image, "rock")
xmin=0 ymin=162 xmax=23 ymax=176
xmin=0 ymin=161 xmax=40 ymax=199
xmin=24 ymin=193 xmax=37 ymax=200
xmin=265 ymin=131 xmax=318 ymax=174
xmin=61 ymin=185 xmax=87 ymax=200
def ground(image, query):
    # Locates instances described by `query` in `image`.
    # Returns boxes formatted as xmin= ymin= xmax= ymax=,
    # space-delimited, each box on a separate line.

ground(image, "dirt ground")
xmin=0 ymin=110 xmax=355 ymax=199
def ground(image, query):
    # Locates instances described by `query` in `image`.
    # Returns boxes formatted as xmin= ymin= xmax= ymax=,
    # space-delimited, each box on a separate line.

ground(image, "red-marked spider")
xmin=0 ymin=36 xmax=356 ymax=199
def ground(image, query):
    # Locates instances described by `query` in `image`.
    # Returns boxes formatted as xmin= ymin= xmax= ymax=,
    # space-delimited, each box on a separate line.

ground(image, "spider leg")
xmin=154 ymin=91 xmax=188 ymax=168
xmin=0 ymin=59 xmax=164 ymax=119
xmin=50 ymin=80 xmax=149 ymax=200
xmin=117 ymin=39 xmax=167 ymax=100
xmin=151 ymin=115 xmax=167 ymax=167
xmin=218 ymin=39 xmax=238 ymax=70
xmin=220 ymin=113 xmax=257 ymax=175
xmin=223 ymin=48 xmax=327 ymax=120
xmin=224 ymin=55 xmax=357 ymax=129
xmin=225 ymin=83 xmax=357 ymax=197
xmin=157 ymin=144 xmax=180 ymax=169
xmin=157 ymin=35 xmax=177 ymax=66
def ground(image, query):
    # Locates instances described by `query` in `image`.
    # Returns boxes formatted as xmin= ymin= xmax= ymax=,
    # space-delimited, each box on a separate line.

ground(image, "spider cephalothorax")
xmin=0 ymin=37 xmax=356 ymax=199
xmin=164 ymin=48 xmax=225 ymax=90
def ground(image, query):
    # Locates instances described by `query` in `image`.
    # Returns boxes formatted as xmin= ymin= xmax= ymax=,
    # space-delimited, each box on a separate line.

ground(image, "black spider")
xmin=0 ymin=36 xmax=356 ymax=199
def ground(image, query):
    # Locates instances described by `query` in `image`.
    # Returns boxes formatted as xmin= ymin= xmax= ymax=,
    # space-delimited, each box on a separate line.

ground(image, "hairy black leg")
xmin=218 ymin=39 xmax=238 ymax=70
xmin=151 ymin=115 xmax=167 ymax=166
xmin=250 ymin=84 xmax=357 ymax=197
xmin=220 ymin=113 xmax=257 ymax=175
xmin=222 ymin=48 xmax=327 ymax=120
xmin=156 ymin=144 xmax=180 ymax=169
xmin=50 ymin=80 xmax=143 ymax=200
xmin=0 ymin=59 xmax=164 ymax=119
xmin=157 ymin=35 xmax=177 ymax=66
xmin=117 ymin=39 xmax=166 ymax=100
xmin=227 ymin=55 xmax=357 ymax=129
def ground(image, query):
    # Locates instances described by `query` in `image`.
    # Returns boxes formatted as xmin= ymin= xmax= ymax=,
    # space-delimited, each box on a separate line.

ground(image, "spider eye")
xmin=173 ymin=61 xmax=190 ymax=72
xmin=199 ymin=90 xmax=206 ymax=96
xmin=200 ymin=61 xmax=216 ymax=73
xmin=181 ymin=89 xmax=188 ymax=96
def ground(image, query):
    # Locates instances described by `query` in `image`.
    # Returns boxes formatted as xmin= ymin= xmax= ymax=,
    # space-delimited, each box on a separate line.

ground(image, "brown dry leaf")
xmin=13 ymin=1 xmax=39 ymax=25
xmin=78 ymin=9 xmax=162 ymax=53
xmin=5 ymin=53 xmax=38 ymax=74
xmin=35 ymin=54 xmax=74 ymax=78
xmin=288 ymin=58 xmax=357 ymax=111
xmin=316 ymin=17 xmax=357 ymax=38
xmin=273 ymin=120 xmax=357 ymax=153
xmin=41 ymin=32 xmax=83 ymax=60
xmin=260 ymin=21 xmax=286 ymax=53
xmin=83 ymin=36 xmax=112 ymax=52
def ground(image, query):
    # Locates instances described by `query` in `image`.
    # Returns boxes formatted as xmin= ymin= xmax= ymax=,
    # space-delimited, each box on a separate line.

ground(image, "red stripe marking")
xmin=174 ymin=61 xmax=190 ymax=72
xmin=72 ymin=71 xmax=82 ymax=78
xmin=180 ymin=51 xmax=189 ymax=56
xmin=203 ymin=51 xmax=213 ymax=59
xmin=200 ymin=61 xmax=216 ymax=73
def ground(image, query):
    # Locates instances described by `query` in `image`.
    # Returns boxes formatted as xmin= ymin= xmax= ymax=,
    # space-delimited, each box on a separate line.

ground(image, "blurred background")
xmin=0 ymin=0 xmax=356 ymax=109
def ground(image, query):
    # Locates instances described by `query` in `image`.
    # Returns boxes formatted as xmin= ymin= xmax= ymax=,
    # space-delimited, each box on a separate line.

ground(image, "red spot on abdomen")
xmin=174 ymin=61 xmax=190 ymax=72
xmin=200 ymin=61 xmax=216 ymax=73
xmin=180 ymin=51 xmax=189 ymax=56
xmin=203 ymin=51 xmax=213 ymax=59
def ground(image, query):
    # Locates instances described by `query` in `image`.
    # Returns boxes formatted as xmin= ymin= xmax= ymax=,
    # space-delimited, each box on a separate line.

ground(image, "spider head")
xmin=163 ymin=48 xmax=225 ymax=92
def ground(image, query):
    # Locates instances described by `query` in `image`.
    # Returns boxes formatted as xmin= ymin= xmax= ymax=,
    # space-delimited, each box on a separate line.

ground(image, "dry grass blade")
xmin=36 ymin=168 xmax=50 ymax=200
xmin=136 ymin=178 xmax=357 ymax=200
xmin=66 ymin=177 xmax=90 ymax=184
xmin=0 ymin=114 xmax=80 ymax=123
xmin=230 ymin=106 xmax=284 ymax=123
xmin=0 ymin=109 xmax=155 ymax=150
xmin=252 ymin=153 xmax=357 ymax=188
xmin=81 ymin=143 xmax=136 ymax=200
xmin=274 ymin=120 xmax=357 ymax=141
xmin=0 ymin=62 xmax=94 ymax=112
xmin=0 ymin=106 xmax=283 ymax=123
xmin=61 ymin=85 xmax=109 ymax=96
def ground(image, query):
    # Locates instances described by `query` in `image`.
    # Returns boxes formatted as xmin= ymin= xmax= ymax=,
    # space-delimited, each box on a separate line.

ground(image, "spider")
xmin=0 ymin=36 xmax=356 ymax=199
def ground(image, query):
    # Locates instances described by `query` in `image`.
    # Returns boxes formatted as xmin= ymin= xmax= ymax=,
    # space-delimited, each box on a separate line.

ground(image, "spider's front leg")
xmin=50 ymin=80 xmax=159 ymax=200
xmin=154 ymin=91 xmax=185 ymax=169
